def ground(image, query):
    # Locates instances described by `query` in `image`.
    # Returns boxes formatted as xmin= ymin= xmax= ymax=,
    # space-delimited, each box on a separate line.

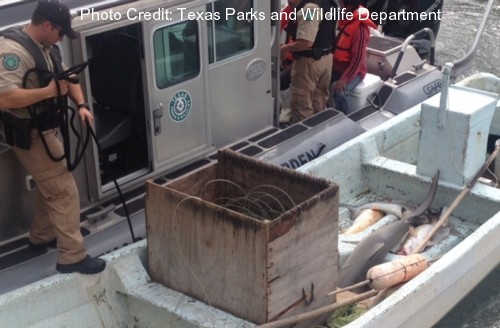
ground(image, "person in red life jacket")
xmin=280 ymin=5 xmax=293 ymax=31
xmin=279 ymin=1 xmax=300 ymax=124
xmin=281 ymin=0 xmax=336 ymax=123
xmin=280 ymin=3 xmax=295 ymax=92
xmin=330 ymin=0 xmax=376 ymax=114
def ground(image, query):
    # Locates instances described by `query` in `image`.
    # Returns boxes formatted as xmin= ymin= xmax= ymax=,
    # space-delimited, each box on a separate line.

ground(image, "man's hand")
xmin=78 ymin=107 xmax=94 ymax=124
xmin=47 ymin=79 xmax=69 ymax=97
xmin=333 ymin=79 xmax=347 ymax=94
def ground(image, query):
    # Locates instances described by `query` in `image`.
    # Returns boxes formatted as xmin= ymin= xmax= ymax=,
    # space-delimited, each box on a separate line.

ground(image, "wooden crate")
xmin=146 ymin=149 xmax=339 ymax=325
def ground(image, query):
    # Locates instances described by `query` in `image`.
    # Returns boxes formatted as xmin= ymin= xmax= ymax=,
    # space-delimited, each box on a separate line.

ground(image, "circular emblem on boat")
xmin=2 ymin=54 xmax=20 ymax=71
xmin=169 ymin=90 xmax=192 ymax=122
xmin=246 ymin=59 xmax=266 ymax=81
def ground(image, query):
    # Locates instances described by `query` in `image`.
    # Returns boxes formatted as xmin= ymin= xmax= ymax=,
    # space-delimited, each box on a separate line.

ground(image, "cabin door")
xmin=143 ymin=6 xmax=211 ymax=171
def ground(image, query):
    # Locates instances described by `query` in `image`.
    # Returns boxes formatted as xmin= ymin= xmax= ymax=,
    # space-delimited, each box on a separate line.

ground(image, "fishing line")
xmin=442 ymin=87 xmax=467 ymax=179
xmin=168 ymin=181 xmax=298 ymax=320
xmin=170 ymin=293 xmax=188 ymax=327
xmin=171 ymin=195 xmax=212 ymax=308
xmin=249 ymin=191 xmax=287 ymax=214
xmin=222 ymin=196 xmax=269 ymax=219
xmin=199 ymin=179 xmax=247 ymax=200
xmin=485 ymin=165 xmax=499 ymax=187
xmin=251 ymin=197 xmax=285 ymax=220
xmin=201 ymin=180 xmax=294 ymax=221
xmin=248 ymin=184 xmax=296 ymax=208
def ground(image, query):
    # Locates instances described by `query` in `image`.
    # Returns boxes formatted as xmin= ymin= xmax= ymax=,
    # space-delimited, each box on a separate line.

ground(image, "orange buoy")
xmin=367 ymin=254 xmax=429 ymax=290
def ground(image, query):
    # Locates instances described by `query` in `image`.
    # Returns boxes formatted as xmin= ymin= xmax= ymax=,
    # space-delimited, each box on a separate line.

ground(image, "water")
xmin=435 ymin=266 xmax=500 ymax=327
xmin=434 ymin=0 xmax=500 ymax=78
xmin=432 ymin=0 xmax=500 ymax=327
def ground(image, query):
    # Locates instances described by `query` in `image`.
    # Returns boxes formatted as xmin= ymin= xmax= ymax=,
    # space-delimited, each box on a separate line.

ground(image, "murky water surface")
xmin=435 ymin=0 xmax=500 ymax=78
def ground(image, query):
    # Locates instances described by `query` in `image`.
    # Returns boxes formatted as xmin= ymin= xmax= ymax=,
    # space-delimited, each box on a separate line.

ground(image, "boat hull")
xmin=298 ymin=73 xmax=500 ymax=327
xmin=0 ymin=74 xmax=499 ymax=328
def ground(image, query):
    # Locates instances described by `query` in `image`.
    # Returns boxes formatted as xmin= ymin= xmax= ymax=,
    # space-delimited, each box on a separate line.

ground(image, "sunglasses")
xmin=51 ymin=22 xmax=64 ymax=37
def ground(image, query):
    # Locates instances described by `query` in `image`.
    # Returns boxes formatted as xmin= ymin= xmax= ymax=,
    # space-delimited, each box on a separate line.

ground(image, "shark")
xmin=338 ymin=171 xmax=440 ymax=289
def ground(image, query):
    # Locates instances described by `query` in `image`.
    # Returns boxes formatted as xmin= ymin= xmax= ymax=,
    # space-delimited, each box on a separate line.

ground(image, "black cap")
xmin=33 ymin=0 xmax=77 ymax=39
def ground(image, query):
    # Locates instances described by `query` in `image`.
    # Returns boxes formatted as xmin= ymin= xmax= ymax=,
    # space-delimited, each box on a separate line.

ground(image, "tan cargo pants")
xmin=13 ymin=129 xmax=86 ymax=264
xmin=290 ymin=53 xmax=332 ymax=123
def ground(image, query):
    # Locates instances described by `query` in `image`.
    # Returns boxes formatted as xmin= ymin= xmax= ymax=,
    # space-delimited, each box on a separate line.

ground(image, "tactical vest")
xmin=286 ymin=0 xmax=336 ymax=59
xmin=0 ymin=26 xmax=64 ymax=88
xmin=0 ymin=27 xmax=64 ymax=149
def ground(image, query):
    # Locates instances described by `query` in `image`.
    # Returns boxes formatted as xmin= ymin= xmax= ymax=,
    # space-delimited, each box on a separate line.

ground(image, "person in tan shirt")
xmin=0 ymin=0 xmax=105 ymax=274
xmin=280 ymin=0 xmax=336 ymax=123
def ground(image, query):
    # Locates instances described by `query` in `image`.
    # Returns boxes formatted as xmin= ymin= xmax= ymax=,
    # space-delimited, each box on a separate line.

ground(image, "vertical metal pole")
xmin=438 ymin=62 xmax=453 ymax=128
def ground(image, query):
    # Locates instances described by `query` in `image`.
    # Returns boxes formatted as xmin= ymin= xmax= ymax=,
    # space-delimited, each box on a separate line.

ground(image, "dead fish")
xmin=339 ymin=217 xmax=413 ymax=288
xmin=397 ymin=224 xmax=450 ymax=255
xmin=398 ymin=209 xmax=451 ymax=255
xmin=340 ymin=202 xmax=408 ymax=219
xmin=342 ymin=209 xmax=385 ymax=234
xmin=339 ymin=171 xmax=440 ymax=289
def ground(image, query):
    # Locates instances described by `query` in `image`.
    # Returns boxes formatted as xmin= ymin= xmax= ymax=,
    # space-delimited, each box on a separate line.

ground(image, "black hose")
xmin=23 ymin=64 xmax=137 ymax=243
xmin=87 ymin=125 xmax=136 ymax=243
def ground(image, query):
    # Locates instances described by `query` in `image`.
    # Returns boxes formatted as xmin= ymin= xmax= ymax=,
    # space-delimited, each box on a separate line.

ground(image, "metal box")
xmin=417 ymin=85 xmax=498 ymax=185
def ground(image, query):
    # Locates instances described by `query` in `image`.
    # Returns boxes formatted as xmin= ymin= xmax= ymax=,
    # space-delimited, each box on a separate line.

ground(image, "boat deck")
xmin=337 ymin=191 xmax=476 ymax=267
xmin=0 ymin=74 xmax=499 ymax=327
xmin=297 ymin=73 xmax=500 ymax=327
xmin=0 ymin=240 xmax=255 ymax=328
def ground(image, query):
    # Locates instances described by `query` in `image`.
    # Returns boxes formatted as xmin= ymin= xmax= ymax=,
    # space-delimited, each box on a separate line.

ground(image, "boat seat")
xmin=93 ymin=106 xmax=132 ymax=150
xmin=89 ymin=33 xmax=143 ymax=150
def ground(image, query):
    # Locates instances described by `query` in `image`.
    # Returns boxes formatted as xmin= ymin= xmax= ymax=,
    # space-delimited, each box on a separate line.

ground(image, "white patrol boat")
xmin=0 ymin=0 xmax=445 ymax=292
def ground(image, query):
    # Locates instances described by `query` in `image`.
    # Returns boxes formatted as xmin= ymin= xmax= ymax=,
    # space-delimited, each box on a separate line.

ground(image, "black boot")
xmin=28 ymin=238 xmax=57 ymax=252
xmin=56 ymin=255 xmax=106 ymax=274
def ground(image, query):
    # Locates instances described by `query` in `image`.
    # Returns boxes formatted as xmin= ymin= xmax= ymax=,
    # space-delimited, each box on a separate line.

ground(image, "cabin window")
xmin=207 ymin=0 xmax=255 ymax=63
xmin=153 ymin=21 xmax=200 ymax=89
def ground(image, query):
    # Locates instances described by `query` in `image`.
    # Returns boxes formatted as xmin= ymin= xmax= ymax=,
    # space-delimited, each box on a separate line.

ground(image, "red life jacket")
xmin=280 ymin=5 xmax=296 ymax=63
xmin=280 ymin=5 xmax=293 ymax=32
xmin=334 ymin=7 xmax=376 ymax=63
